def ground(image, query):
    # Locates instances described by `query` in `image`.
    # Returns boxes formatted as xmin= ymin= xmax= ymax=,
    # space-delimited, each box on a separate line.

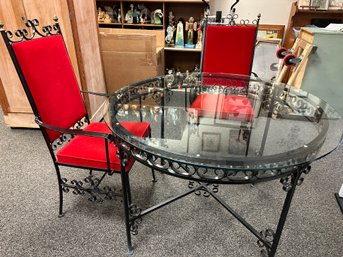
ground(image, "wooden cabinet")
xmin=284 ymin=1 xmax=343 ymax=48
xmin=298 ymin=27 xmax=343 ymax=115
xmin=96 ymin=0 xmax=209 ymax=72
xmin=0 ymin=0 xmax=106 ymax=127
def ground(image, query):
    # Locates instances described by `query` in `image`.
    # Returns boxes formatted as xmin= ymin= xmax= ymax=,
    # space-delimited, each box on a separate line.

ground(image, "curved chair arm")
xmin=80 ymin=90 xmax=111 ymax=97
xmin=35 ymin=117 xmax=113 ymax=140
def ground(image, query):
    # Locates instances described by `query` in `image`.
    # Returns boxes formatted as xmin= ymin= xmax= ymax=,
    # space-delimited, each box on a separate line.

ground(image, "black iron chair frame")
xmin=0 ymin=18 xmax=145 ymax=249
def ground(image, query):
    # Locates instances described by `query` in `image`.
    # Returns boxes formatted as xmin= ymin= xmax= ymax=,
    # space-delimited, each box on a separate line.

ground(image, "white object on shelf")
xmin=324 ymin=23 xmax=343 ymax=32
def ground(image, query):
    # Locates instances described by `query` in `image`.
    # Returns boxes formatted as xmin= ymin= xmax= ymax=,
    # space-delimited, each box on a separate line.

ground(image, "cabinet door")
xmin=0 ymin=0 xmax=81 ymax=127
xmin=22 ymin=0 xmax=81 ymax=84
xmin=68 ymin=0 xmax=107 ymax=117
xmin=0 ymin=0 xmax=31 ymax=117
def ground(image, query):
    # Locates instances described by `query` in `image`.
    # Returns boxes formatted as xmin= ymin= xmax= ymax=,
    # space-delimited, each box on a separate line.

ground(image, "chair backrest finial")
xmin=53 ymin=15 xmax=59 ymax=23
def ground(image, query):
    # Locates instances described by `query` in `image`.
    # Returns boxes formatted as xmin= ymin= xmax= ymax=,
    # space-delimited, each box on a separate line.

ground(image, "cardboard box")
xmin=99 ymin=28 xmax=164 ymax=93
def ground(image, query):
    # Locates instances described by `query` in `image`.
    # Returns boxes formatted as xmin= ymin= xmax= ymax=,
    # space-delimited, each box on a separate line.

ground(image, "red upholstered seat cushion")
xmin=203 ymin=25 xmax=257 ymax=76
xmin=56 ymin=122 xmax=150 ymax=172
xmin=189 ymin=94 xmax=254 ymax=122
xmin=12 ymin=35 xmax=86 ymax=142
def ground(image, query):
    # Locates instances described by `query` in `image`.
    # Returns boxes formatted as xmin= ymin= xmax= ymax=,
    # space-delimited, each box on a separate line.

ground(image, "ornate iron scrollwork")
xmin=3 ymin=17 xmax=61 ymax=43
xmin=51 ymin=117 xmax=89 ymax=150
xmin=280 ymin=166 xmax=310 ymax=192
xmin=257 ymin=228 xmax=275 ymax=256
xmin=61 ymin=175 xmax=121 ymax=203
xmin=52 ymin=134 xmax=69 ymax=150
xmin=188 ymin=181 xmax=219 ymax=196
xmin=129 ymin=204 xmax=142 ymax=235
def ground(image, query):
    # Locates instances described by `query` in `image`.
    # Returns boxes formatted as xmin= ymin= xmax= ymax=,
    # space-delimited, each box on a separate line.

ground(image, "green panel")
xmin=301 ymin=28 xmax=343 ymax=115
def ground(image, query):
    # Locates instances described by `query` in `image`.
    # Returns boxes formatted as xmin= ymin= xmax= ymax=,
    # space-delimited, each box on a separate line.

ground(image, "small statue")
xmin=175 ymin=20 xmax=184 ymax=48
xmin=112 ymin=5 xmax=121 ymax=23
xmin=151 ymin=9 xmax=163 ymax=25
xmin=125 ymin=4 xmax=134 ymax=23
xmin=165 ymin=69 xmax=175 ymax=88
xmin=185 ymin=17 xmax=197 ymax=48
xmin=195 ymin=25 xmax=202 ymax=49
xmin=165 ymin=11 xmax=176 ymax=46
xmin=117 ymin=9 xmax=121 ymax=23
xmin=97 ymin=7 xmax=106 ymax=23
xmin=103 ymin=6 xmax=114 ymax=22
xmin=138 ymin=4 xmax=150 ymax=23
xmin=132 ymin=6 xmax=140 ymax=24
xmin=104 ymin=13 xmax=112 ymax=23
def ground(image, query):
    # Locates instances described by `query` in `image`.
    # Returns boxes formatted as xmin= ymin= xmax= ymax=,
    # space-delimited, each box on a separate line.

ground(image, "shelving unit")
xmin=96 ymin=0 xmax=209 ymax=72
xmin=284 ymin=1 xmax=343 ymax=48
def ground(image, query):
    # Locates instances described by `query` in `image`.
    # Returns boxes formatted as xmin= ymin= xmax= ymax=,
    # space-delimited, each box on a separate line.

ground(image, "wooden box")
xmin=99 ymin=28 xmax=164 ymax=93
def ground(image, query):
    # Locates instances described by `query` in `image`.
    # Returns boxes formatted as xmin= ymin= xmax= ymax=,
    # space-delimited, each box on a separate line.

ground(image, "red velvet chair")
xmin=0 ymin=18 xmax=150 ymax=220
xmin=190 ymin=14 xmax=260 ymax=124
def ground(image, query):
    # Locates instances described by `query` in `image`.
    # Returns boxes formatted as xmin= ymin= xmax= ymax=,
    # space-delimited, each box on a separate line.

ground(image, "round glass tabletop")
xmin=104 ymin=72 xmax=342 ymax=181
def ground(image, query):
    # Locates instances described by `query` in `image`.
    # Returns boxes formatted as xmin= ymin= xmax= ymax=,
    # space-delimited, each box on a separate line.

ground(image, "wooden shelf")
xmin=96 ymin=0 xmax=209 ymax=73
xmin=98 ymin=22 xmax=121 ymax=25
xmin=164 ymin=47 xmax=201 ymax=52
xmin=123 ymin=23 xmax=164 ymax=28
xmin=97 ymin=0 xmax=207 ymax=2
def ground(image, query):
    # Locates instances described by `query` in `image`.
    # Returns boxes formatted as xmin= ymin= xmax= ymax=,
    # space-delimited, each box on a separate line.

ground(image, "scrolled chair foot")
xmin=127 ymin=248 xmax=134 ymax=256
xmin=58 ymin=213 xmax=65 ymax=218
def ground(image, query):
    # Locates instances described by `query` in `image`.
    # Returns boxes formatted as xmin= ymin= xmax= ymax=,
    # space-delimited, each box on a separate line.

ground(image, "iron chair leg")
xmin=151 ymin=168 xmax=157 ymax=182
xmin=121 ymin=170 xmax=134 ymax=255
xmin=55 ymin=165 xmax=64 ymax=218
xmin=119 ymin=148 xmax=134 ymax=255
xmin=148 ymin=128 xmax=157 ymax=183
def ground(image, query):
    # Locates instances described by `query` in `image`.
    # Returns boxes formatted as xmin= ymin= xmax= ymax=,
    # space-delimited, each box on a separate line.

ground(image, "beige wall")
xmin=210 ymin=0 xmax=295 ymax=26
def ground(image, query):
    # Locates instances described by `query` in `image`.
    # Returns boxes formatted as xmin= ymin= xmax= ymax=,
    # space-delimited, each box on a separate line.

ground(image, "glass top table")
xmin=103 ymin=72 xmax=342 ymax=256
xmin=104 ymin=72 xmax=342 ymax=184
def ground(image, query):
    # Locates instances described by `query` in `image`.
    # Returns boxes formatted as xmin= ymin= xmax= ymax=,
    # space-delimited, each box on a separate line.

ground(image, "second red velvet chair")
xmin=190 ymin=13 xmax=260 ymax=124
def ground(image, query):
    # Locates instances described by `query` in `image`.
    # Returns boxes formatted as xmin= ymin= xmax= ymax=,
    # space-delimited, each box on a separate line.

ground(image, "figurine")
xmin=165 ymin=69 xmax=175 ymax=88
xmin=117 ymin=9 xmax=121 ymax=23
xmin=112 ymin=5 xmax=121 ymax=23
xmin=103 ymin=6 xmax=114 ymax=22
xmin=185 ymin=17 xmax=197 ymax=48
xmin=151 ymin=9 xmax=163 ymax=25
xmin=104 ymin=13 xmax=112 ymax=23
xmin=175 ymin=20 xmax=184 ymax=48
xmin=165 ymin=11 xmax=176 ymax=46
xmin=132 ymin=6 xmax=140 ymax=24
xmin=97 ymin=7 xmax=106 ymax=23
xmin=138 ymin=4 xmax=150 ymax=23
xmin=125 ymin=4 xmax=134 ymax=23
xmin=196 ymin=25 xmax=202 ymax=49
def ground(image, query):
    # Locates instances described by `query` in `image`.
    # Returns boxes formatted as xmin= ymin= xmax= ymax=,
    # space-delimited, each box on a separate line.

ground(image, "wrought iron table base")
xmin=120 ymin=162 xmax=309 ymax=257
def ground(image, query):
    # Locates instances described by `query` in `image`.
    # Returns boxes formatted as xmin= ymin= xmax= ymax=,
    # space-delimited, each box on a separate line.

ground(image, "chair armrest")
xmin=80 ymin=90 xmax=111 ymax=97
xmin=35 ymin=118 xmax=113 ymax=140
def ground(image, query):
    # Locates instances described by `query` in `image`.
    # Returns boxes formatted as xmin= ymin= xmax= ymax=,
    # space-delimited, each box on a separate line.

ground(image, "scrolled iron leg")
xmin=119 ymin=149 xmax=134 ymax=255
xmin=151 ymin=168 xmax=157 ymax=182
xmin=121 ymin=171 xmax=134 ymax=255
xmin=55 ymin=166 xmax=64 ymax=218
xmin=268 ymin=167 xmax=305 ymax=257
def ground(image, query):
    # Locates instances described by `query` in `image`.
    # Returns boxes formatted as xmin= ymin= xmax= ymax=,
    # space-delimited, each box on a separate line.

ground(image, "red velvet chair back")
xmin=12 ymin=34 xmax=87 ymax=142
xmin=202 ymin=25 xmax=257 ymax=76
